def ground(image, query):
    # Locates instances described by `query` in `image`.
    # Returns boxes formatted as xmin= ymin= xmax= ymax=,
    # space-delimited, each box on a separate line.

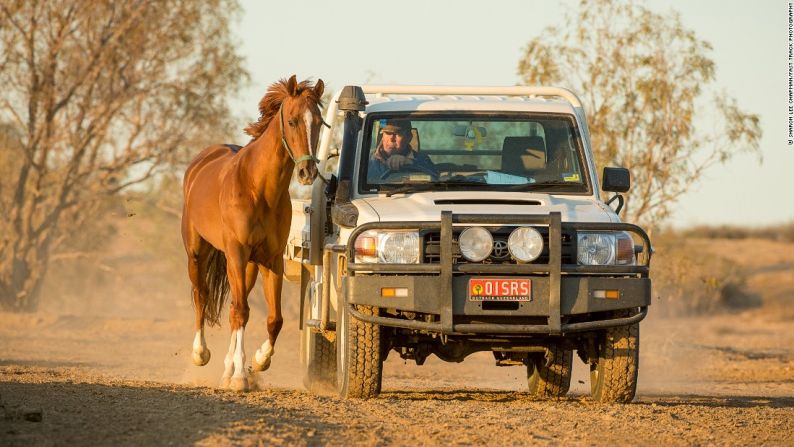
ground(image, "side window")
xmin=542 ymin=120 xmax=582 ymax=181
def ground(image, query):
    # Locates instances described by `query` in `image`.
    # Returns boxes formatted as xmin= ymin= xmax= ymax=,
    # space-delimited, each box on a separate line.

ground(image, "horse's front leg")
xmin=252 ymin=262 xmax=284 ymax=372
xmin=220 ymin=251 xmax=257 ymax=392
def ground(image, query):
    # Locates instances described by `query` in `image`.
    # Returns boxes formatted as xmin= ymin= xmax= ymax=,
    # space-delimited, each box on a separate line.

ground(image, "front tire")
xmin=526 ymin=344 xmax=572 ymax=398
xmin=300 ymin=287 xmax=336 ymax=393
xmin=590 ymin=313 xmax=640 ymax=403
xmin=336 ymin=303 xmax=382 ymax=399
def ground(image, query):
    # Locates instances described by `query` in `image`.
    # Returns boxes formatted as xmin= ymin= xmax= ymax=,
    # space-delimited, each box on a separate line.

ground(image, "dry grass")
xmin=652 ymin=234 xmax=749 ymax=316
xmin=683 ymin=222 xmax=794 ymax=243
xmin=39 ymin=195 xmax=189 ymax=318
xmin=651 ymin=230 xmax=794 ymax=318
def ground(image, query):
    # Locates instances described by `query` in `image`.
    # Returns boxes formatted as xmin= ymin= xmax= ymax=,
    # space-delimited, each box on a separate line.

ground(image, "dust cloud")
xmin=15 ymin=219 xmax=794 ymax=397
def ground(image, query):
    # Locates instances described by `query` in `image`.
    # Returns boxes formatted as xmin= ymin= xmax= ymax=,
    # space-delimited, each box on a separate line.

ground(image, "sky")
xmin=231 ymin=0 xmax=790 ymax=228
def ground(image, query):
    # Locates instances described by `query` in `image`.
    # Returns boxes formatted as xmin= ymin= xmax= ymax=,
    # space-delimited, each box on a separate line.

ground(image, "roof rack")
xmin=360 ymin=85 xmax=583 ymax=108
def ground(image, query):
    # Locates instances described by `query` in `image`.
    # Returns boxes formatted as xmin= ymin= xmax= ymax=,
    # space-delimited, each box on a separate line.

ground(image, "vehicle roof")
xmin=364 ymin=96 xmax=577 ymax=115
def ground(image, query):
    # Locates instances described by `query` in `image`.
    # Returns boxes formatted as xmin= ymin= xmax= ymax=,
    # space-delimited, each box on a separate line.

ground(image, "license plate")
xmin=468 ymin=278 xmax=532 ymax=301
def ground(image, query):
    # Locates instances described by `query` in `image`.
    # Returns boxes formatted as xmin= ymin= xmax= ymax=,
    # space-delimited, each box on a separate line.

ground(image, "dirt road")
xmin=2 ymin=235 xmax=793 ymax=446
xmin=2 ymin=297 xmax=793 ymax=446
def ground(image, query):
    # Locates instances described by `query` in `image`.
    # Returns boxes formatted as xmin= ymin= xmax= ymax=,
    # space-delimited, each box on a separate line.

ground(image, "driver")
xmin=367 ymin=119 xmax=438 ymax=181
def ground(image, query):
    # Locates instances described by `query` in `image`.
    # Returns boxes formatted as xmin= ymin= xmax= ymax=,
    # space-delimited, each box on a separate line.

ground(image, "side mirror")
xmin=602 ymin=167 xmax=630 ymax=193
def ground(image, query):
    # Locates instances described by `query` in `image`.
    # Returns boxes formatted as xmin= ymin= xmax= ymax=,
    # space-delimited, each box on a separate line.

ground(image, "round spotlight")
xmin=459 ymin=227 xmax=493 ymax=262
xmin=508 ymin=226 xmax=544 ymax=262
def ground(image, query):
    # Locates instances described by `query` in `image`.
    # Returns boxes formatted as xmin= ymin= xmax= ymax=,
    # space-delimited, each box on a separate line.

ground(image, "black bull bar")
xmin=341 ymin=211 xmax=652 ymax=335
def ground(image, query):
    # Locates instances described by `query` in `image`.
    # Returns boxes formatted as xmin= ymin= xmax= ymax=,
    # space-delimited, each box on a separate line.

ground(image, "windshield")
xmin=360 ymin=113 xmax=589 ymax=194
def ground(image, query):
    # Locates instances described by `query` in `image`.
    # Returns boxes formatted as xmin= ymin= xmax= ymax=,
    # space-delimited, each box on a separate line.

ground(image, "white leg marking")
xmin=221 ymin=330 xmax=236 ymax=388
xmin=227 ymin=328 xmax=249 ymax=392
xmin=253 ymin=339 xmax=274 ymax=372
xmin=232 ymin=328 xmax=246 ymax=379
xmin=191 ymin=329 xmax=210 ymax=366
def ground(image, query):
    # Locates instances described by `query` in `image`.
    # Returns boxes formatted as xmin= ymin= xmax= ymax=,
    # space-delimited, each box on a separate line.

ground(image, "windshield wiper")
xmin=384 ymin=179 xmax=487 ymax=197
xmin=507 ymin=180 xmax=585 ymax=191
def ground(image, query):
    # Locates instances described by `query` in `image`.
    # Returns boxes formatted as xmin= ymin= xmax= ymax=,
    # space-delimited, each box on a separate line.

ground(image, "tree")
xmin=517 ymin=0 xmax=761 ymax=226
xmin=0 ymin=0 xmax=248 ymax=311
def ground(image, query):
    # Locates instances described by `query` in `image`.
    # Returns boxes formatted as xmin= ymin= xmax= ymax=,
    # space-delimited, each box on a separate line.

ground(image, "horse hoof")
xmin=252 ymin=345 xmax=273 ymax=372
xmin=192 ymin=348 xmax=211 ymax=366
xmin=220 ymin=375 xmax=231 ymax=389
xmin=252 ymin=356 xmax=272 ymax=372
xmin=229 ymin=376 xmax=249 ymax=392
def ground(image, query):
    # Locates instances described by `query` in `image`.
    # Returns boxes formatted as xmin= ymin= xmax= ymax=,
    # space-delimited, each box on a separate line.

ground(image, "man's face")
xmin=381 ymin=130 xmax=408 ymax=154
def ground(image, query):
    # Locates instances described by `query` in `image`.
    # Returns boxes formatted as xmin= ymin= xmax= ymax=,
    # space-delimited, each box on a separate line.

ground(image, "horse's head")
xmin=279 ymin=75 xmax=325 ymax=185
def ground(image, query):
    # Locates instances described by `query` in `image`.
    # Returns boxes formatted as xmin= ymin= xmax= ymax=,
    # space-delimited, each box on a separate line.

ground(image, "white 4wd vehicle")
xmin=287 ymin=85 xmax=652 ymax=403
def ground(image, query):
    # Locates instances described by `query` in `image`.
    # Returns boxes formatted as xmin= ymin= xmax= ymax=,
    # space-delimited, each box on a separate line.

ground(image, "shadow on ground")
xmin=0 ymin=376 xmax=338 ymax=446
xmin=638 ymin=394 xmax=794 ymax=409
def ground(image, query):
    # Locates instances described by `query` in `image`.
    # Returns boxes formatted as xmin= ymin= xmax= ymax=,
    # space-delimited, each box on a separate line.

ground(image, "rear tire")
xmin=526 ymin=344 xmax=572 ymax=398
xmin=336 ymin=303 xmax=382 ymax=399
xmin=590 ymin=312 xmax=640 ymax=403
xmin=300 ymin=287 xmax=336 ymax=393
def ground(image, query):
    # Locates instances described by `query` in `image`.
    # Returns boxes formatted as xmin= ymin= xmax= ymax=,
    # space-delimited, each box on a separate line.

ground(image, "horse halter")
xmin=278 ymin=104 xmax=320 ymax=165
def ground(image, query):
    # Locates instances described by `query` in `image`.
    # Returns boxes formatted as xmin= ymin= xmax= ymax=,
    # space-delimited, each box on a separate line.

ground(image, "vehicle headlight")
xmin=378 ymin=232 xmax=419 ymax=263
xmin=354 ymin=230 xmax=419 ymax=264
xmin=459 ymin=226 xmax=493 ymax=262
xmin=577 ymin=231 xmax=635 ymax=265
xmin=508 ymin=226 xmax=544 ymax=262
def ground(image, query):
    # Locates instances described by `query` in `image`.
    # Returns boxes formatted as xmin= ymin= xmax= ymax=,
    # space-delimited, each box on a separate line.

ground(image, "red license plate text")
xmin=468 ymin=278 xmax=532 ymax=301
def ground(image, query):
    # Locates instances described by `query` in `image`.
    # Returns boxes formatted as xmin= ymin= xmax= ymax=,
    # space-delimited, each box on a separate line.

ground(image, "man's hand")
xmin=386 ymin=154 xmax=413 ymax=170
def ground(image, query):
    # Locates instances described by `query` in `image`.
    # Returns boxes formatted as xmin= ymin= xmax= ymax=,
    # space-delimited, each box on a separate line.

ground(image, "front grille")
xmin=421 ymin=226 xmax=576 ymax=265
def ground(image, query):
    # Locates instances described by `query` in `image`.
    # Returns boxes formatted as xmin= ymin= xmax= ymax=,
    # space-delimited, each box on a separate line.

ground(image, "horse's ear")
xmin=287 ymin=75 xmax=298 ymax=96
xmin=314 ymin=79 xmax=324 ymax=98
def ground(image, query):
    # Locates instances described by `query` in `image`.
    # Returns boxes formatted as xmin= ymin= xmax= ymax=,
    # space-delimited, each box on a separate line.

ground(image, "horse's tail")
xmin=202 ymin=247 xmax=230 ymax=327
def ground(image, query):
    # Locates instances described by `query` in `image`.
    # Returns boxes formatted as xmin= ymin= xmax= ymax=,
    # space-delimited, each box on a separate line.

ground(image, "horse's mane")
xmin=244 ymin=78 xmax=324 ymax=139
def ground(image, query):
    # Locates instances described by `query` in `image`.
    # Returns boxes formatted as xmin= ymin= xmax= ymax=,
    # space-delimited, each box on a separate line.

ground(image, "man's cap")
xmin=380 ymin=119 xmax=412 ymax=134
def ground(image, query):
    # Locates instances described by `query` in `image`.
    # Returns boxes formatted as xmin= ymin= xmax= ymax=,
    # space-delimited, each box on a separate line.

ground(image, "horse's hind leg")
xmin=185 ymin=233 xmax=212 ymax=366
xmin=220 ymin=251 xmax=256 ymax=392
xmin=252 ymin=262 xmax=284 ymax=372
xmin=190 ymin=278 xmax=212 ymax=366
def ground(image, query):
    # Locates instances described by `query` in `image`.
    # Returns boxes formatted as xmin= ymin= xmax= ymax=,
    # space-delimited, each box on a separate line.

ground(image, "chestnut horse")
xmin=181 ymin=75 xmax=324 ymax=391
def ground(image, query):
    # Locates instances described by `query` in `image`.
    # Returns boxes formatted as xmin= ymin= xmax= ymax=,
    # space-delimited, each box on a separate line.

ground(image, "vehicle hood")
xmin=357 ymin=191 xmax=617 ymax=224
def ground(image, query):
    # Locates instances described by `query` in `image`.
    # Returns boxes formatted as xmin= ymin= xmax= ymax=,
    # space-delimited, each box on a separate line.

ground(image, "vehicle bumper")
xmin=345 ymin=275 xmax=650 ymax=334
xmin=341 ymin=211 xmax=652 ymax=335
